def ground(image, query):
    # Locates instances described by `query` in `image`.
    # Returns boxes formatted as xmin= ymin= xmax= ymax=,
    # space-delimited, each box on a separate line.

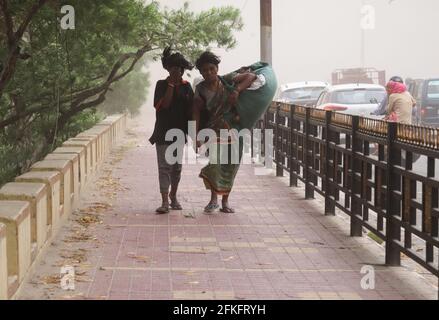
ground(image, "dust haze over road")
xmin=143 ymin=0 xmax=439 ymax=112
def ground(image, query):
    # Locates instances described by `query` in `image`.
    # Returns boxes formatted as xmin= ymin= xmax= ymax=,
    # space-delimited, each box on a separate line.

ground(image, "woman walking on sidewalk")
xmin=192 ymin=51 xmax=277 ymax=214
xmin=149 ymin=48 xmax=194 ymax=214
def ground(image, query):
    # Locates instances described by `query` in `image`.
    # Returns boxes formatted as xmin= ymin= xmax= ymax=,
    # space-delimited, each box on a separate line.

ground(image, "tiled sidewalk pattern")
xmin=17 ymin=112 xmax=438 ymax=300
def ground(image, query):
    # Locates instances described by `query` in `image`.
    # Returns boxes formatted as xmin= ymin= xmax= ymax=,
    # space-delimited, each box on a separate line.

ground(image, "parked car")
xmin=276 ymin=81 xmax=328 ymax=107
xmin=407 ymin=78 xmax=439 ymax=126
xmin=315 ymin=83 xmax=386 ymax=117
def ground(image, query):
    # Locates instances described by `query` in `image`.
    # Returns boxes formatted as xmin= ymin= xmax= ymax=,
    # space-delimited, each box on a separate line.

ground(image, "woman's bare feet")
xmin=204 ymin=191 xmax=219 ymax=213
xmin=204 ymin=201 xmax=219 ymax=213
xmin=220 ymin=205 xmax=235 ymax=213
xmin=221 ymin=196 xmax=235 ymax=213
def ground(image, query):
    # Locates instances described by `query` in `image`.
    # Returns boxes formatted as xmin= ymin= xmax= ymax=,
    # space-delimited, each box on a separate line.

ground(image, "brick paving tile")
xmin=16 ymin=111 xmax=438 ymax=300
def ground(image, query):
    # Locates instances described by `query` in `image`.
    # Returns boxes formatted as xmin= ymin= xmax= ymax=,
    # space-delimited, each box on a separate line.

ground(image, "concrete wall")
xmin=0 ymin=114 xmax=128 ymax=299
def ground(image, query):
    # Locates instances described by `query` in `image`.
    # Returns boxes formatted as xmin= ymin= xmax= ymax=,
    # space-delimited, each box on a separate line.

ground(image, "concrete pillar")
xmin=92 ymin=124 xmax=112 ymax=156
xmin=0 ymin=223 xmax=8 ymax=300
xmin=97 ymin=118 xmax=117 ymax=145
xmin=31 ymin=160 xmax=72 ymax=217
xmin=15 ymin=172 xmax=62 ymax=233
xmin=0 ymin=184 xmax=47 ymax=255
xmin=71 ymin=136 xmax=97 ymax=175
xmin=0 ymin=201 xmax=32 ymax=296
xmin=53 ymin=146 xmax=87 ymax=185
xmin=44 ymin=153 xmax=80 ymax=210
xmin=81 ymin=126 xmax=110 ymax=163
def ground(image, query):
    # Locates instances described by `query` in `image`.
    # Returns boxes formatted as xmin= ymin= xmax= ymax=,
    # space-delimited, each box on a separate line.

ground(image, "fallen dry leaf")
xmin=76 ymin=214 xmax=102 ymax=227
xmin=40 ymin=274 xmax=62 ymax=285
xmin=63 ymin=231 xmax=96 ymax=243
xmin=54 ymin=249 xmax=88 ymax=267
xmin=40 ymin=272 xmax=91 ymax=286
xmin=80 ymin=202 xmax=112 ymax=214
xmin=126 ymin=253 xmax=150 ymax=263
xmin=95 ymin=174 xmax=128 ymax=196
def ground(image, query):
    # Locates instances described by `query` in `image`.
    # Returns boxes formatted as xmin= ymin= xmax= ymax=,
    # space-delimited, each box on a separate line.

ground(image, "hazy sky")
xmin=144 ymin=0 xmax=439 ymax=109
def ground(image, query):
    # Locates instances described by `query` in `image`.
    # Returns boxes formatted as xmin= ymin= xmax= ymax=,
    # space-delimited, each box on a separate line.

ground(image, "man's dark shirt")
xmin=149 ymin=79 xmax=194 ymax=145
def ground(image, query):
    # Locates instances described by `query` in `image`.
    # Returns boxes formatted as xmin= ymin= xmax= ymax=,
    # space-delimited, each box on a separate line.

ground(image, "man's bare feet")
xmin=169 ymin=194 xmax=183 ymax=210
xmin=156 ymin=202 xmax=170 ymax=214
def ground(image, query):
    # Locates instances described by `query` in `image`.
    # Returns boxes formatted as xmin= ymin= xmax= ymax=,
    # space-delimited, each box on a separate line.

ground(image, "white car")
xmin=277 ymin=81 xmax=329 ymax=107
xmin=315 ymin=83 xmax=387 ymax=117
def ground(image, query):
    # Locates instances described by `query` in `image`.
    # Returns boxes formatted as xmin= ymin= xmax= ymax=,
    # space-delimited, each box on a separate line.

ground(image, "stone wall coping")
xmin=15 ymin=171 xmax=61 ymax=186
xmin=45 ymin=153 xmax=78 ymax=164
xmin=31 ymin=160 xmax=72 ymax=173
xmin=53 ymin=146 xmax=86 ymax=155
xmin=0 ymin=183 xmax=47 ymax=202
xmin=0 ymin=201 xmax=31 ymax=224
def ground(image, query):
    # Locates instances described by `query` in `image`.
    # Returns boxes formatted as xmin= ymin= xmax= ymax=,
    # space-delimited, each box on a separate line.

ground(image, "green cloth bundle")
xmin=220 ymin=61 xmax=278 ymax=130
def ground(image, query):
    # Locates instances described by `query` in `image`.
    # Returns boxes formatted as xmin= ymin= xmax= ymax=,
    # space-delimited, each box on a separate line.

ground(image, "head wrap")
xmin=386 ymin=80 xmax=407 ymax=94
xmin=161 ymin=47 xmax=193 ymax=71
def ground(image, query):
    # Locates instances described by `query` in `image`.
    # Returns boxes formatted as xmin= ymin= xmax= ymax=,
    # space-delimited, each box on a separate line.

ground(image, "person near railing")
xmin=371 ymin=76 xmax=418 ymax=123
xmin=371 ymin=76 xmax=404 ymax=116
xmin=149 ymin=48 xmax=194 ymax=214
xmin=192 ymin=51 xmax=277 ymax=214
xmin=383 ymin=80 xmax=417 ymax=124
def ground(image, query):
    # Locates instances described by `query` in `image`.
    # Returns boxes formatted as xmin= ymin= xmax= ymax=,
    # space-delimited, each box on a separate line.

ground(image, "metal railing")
xmin=254 ymin=101 xmax=439 ymax=292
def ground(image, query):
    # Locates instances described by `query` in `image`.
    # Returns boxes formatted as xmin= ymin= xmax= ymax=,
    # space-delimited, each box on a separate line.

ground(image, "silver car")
xmin=315 ymin=83 xmax=386 ymax=117
xmin=277 ymin=81 xmax=329 ymax=107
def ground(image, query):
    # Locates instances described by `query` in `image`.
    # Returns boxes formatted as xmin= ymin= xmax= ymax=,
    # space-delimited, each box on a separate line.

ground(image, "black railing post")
xmin=251 ymin=123 xmax=255 ymax=162
xmin=403 ymin=150 xmax=415 ymax=249
xmin=289 ymin=105 xmax=297 ymax=187
xmin=262 ymin=112 xmax=268 ymax=159
xmin=304 ymin=108 xmax=314 ymax=199
xmin=350 ymin=116 xmax=363 ymax=237
xmin=424 ymin=157 xmax=435 ymax=263
xmin=385 ymin=122 xmax=401 ymax=266
xmin=275 ymin=103 xmax=284 ymax=177
xmin=324 ymin=111 xmax=335 ymax=215
xmin=253 ymin=118 xmax=263 ymax=164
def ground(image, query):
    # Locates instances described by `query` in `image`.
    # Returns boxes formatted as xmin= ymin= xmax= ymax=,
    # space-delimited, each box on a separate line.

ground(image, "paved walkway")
xmin=17 ymin=111 xmax=438 ymax=300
